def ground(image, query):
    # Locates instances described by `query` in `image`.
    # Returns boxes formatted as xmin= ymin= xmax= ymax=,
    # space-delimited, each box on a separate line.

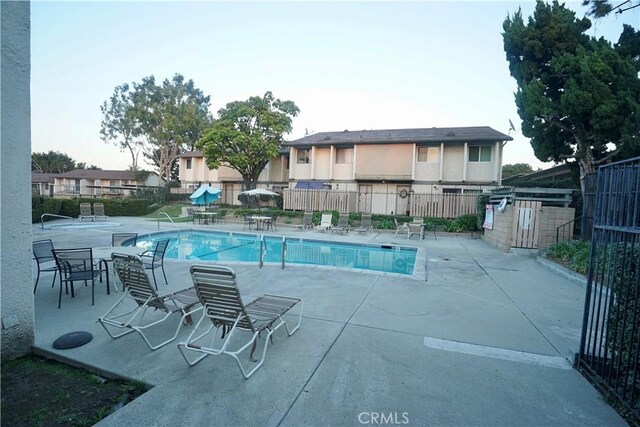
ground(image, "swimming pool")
xmin=136 ymin=230 xmax=417 ymax=275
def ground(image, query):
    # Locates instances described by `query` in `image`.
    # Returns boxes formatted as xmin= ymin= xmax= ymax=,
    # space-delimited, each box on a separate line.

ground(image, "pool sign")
xmin=483 ymin=205 xmax=494 ymax=230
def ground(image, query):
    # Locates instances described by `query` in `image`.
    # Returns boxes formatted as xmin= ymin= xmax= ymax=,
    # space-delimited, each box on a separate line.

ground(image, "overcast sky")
xmin=31 ymin=1 xmax=639 ymax=171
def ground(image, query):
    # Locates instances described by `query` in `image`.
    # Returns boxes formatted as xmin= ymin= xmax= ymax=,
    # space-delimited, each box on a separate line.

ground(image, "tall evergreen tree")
xmin=503 ymin=0 xmax=640 ymax=194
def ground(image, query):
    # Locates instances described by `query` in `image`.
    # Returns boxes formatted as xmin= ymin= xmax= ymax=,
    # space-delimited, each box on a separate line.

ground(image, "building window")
xmin=74 ymin=179 xmax=80 ymax=192
xmin=335 ymin=148 xmax=353 ymax=164
xmin=417 ymin=146 xmax=440 ymax=163
xmin=186 ymin=159 xmax=192 ymax=169
xmin=469 ymin=145 xmax=492 ymax=162
xmin=297 ymin=149 xmax=311 ymax=164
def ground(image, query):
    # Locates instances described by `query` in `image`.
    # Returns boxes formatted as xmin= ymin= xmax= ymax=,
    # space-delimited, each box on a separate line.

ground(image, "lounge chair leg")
xmin=34 ymin=269 xmax=41 ymax=294
xmin=161 ymin=264 xmax=168 ymax=285
xmin=151 ymin=269 xmax=158 ymax=290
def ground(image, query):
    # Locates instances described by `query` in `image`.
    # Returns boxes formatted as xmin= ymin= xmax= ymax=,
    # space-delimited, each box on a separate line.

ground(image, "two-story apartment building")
xmin=177 ymin=126 xmax=512 ymax=214
xmin=283 ymin=127 xmax=511 ymax=213
xmin=285 ymin=126 xmax=510 ymax=188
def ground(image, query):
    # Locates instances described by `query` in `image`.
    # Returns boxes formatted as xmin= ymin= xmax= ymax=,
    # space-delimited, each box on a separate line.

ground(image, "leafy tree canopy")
xmin=502 ymin=163 xmax=536 ymax=178
xmin=32 ymin=151 xmax=100 ymax=173
xmin=101 ymin=74 xmax=212 ymax=182
xmin=503 ymin=0 xmax=640 ymax=194
xmin=100 ymin=83 xmax=142 ymax=171
xmin=197 ymin=91 xmax=299 ymax=189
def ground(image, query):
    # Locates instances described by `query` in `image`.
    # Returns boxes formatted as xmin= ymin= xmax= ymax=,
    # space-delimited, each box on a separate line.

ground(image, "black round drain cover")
xmin=52 ymin=331 xmax=93 ymax=349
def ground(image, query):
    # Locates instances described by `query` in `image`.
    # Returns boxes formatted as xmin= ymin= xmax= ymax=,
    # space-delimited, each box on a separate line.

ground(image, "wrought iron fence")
xmin=578 ymin=156 xmax=640 ymax=416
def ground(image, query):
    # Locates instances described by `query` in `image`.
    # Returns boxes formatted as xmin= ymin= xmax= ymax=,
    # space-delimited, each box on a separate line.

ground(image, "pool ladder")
xmin=258 ymin=235 xmax=286 ymax=269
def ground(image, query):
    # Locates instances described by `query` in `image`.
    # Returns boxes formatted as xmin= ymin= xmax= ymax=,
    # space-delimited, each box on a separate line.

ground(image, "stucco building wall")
xmin=1 ymin=1 xmax=34 ymax=361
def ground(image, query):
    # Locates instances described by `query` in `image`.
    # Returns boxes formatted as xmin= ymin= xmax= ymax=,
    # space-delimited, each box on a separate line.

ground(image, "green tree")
xmin=103 ymin=74 xmax=212 ymax=182
xmin=197 ymin=91 xmax=299 ymax=190
xmin=100 ymin=83 xmax=142 ymax=171
xmin=135 ymin=75 xmax=212 ymax=182
xmin=31 ymin=151 xmax=99 ymax=173
xmin=502 ymin=163 xmax=535 ymax=178
xmin=503 ymin=1 xmax=640 ymax=194
xmin=582 ymin=0 xmax=639 ymax=17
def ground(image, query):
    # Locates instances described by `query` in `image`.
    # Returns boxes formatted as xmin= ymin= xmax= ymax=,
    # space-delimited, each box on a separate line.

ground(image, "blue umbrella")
xmin=189 ymin=185 xmax=222 ymax=205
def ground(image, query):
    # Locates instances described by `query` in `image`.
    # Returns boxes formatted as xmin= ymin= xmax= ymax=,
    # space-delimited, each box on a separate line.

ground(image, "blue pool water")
xmin=136 ymin=231 xmax=417 ymax=275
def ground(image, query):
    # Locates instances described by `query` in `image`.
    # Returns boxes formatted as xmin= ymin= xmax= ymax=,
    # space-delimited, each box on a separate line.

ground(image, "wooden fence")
xmin=283 ymin=189 xmax=479 ymax=218
xmin=284 ymin=189 xmax=358 ymax=213
xmin=409 ymin=193 xmax=478 ymax=218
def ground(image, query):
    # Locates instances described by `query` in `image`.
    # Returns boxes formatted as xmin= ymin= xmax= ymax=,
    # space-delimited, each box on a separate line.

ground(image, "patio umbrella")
xmin=240 ymin=188 xmax=279 ymax=210
xmin=189 ymin=185 xmax=222 ymax=205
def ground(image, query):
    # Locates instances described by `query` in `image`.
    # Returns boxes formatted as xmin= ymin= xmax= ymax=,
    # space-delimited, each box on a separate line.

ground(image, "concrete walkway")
xmin=31 ymin=217 xmax=625 ymax=426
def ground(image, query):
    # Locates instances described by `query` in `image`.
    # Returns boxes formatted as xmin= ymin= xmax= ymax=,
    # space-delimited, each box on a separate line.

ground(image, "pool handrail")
xmin=259 ymin=235 xmax=265 ymax=268
xmin=281 ymin=236 xmax=286 ymax=270
xmin=157 ymin=212 xmax=181 ymax=235
xmin=41 ymin=213 xmax=74 ymax=229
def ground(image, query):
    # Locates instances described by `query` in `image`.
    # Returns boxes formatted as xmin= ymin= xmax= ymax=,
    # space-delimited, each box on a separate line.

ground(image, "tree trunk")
xmin=578 ymin=144 xmax=596 ymax=197
xmin=127 ymin=145 xmax=138 ymax=171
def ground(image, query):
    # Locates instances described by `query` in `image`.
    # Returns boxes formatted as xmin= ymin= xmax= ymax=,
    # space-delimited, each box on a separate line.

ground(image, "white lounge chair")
xmin=394 ymin=218 xmax=407 ymax=237
xmin=98 ymin=253 xmax=202 ymax=350
xmin=315 ymin=213 xmax=333 ymax=232
xmin=78 ymin=203 xmax=94 ymax=222
xmin=354 ymin=213 xmax=373 ymax=234
xmin=329 ymin=213 xmax=350 ymax=235
xmin=294 ymin=211 xmax=314 ymax=231
xmin=93 ymin=203 xmax=109 ymax=221
xmin=177 ymin=265 xmax=303 ymax=379
xmin=407 ymin=218 xmax=425 ymax=240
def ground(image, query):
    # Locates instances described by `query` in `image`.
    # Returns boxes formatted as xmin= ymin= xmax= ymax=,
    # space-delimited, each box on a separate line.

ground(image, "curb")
xmin=536 ymin=256 xmax=587 ymax=288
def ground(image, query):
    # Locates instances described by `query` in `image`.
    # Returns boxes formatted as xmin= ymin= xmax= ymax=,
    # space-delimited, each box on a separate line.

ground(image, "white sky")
xmin=31 ymin=1 xmax=639 ymax=171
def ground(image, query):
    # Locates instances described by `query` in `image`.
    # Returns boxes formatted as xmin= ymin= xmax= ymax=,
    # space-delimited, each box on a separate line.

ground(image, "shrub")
xmin=545 ymin=240 xmax=591 ymax=274
xmin=603 ymin=242 xmax=640 ymax=398
xmin=443 ymin=214 xmax=477 ymax=232
xmin=32 ymin=197 xmax=154 ymax=222
xmin=32 ymin=196 xmax=63 ymax=223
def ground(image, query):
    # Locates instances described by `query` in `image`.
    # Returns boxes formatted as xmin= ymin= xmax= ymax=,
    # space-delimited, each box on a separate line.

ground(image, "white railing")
xmin=41 ymin=213 xmax=74 ymax=229
xmin=157 ymin=212 xmax=181 ymax=234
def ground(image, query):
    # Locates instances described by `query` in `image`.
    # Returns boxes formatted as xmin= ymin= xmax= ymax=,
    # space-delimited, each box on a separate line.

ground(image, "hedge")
xmin=33 ymin=197 xmax=153 ymax=223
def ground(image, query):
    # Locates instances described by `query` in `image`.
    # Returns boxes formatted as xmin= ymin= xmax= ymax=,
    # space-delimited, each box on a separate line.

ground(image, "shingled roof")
xmin=32 ymin=173 xmax=56 ymax=183
xmin=284 ymin=126 xmax=512 ymax=147
xmin=54 ymin=170 xmax=153 ymax=180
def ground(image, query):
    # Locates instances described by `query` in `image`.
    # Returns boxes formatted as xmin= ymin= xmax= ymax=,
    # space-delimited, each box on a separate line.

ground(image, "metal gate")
xmin=511 ymin=200 xmax=542 ymax=249
xmin=578 ymin=156 xmax=640 ymax=415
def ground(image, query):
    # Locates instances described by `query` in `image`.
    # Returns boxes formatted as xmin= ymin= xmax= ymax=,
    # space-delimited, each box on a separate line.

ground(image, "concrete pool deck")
xmin=31 ymin=217 xmax=625 ymax=426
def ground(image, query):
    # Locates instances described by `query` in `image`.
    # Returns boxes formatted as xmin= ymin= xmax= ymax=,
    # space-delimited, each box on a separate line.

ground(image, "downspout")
xmin=439 ymin=142 xmax=444 ymax=181
xmin=463 ymin=142 xmax=468 ymax=182
xmin=411 ymin=143 xmax=416 ymax=181
xmin=290 ymin=148 xmax=297 ymax=180
xmin=352 ymin=145 xmax=357 ymax=180
xmin=494 ymin=141 xmax=501 ymax=184
xmin=329 ymin=145 xmax=334 ymax=181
